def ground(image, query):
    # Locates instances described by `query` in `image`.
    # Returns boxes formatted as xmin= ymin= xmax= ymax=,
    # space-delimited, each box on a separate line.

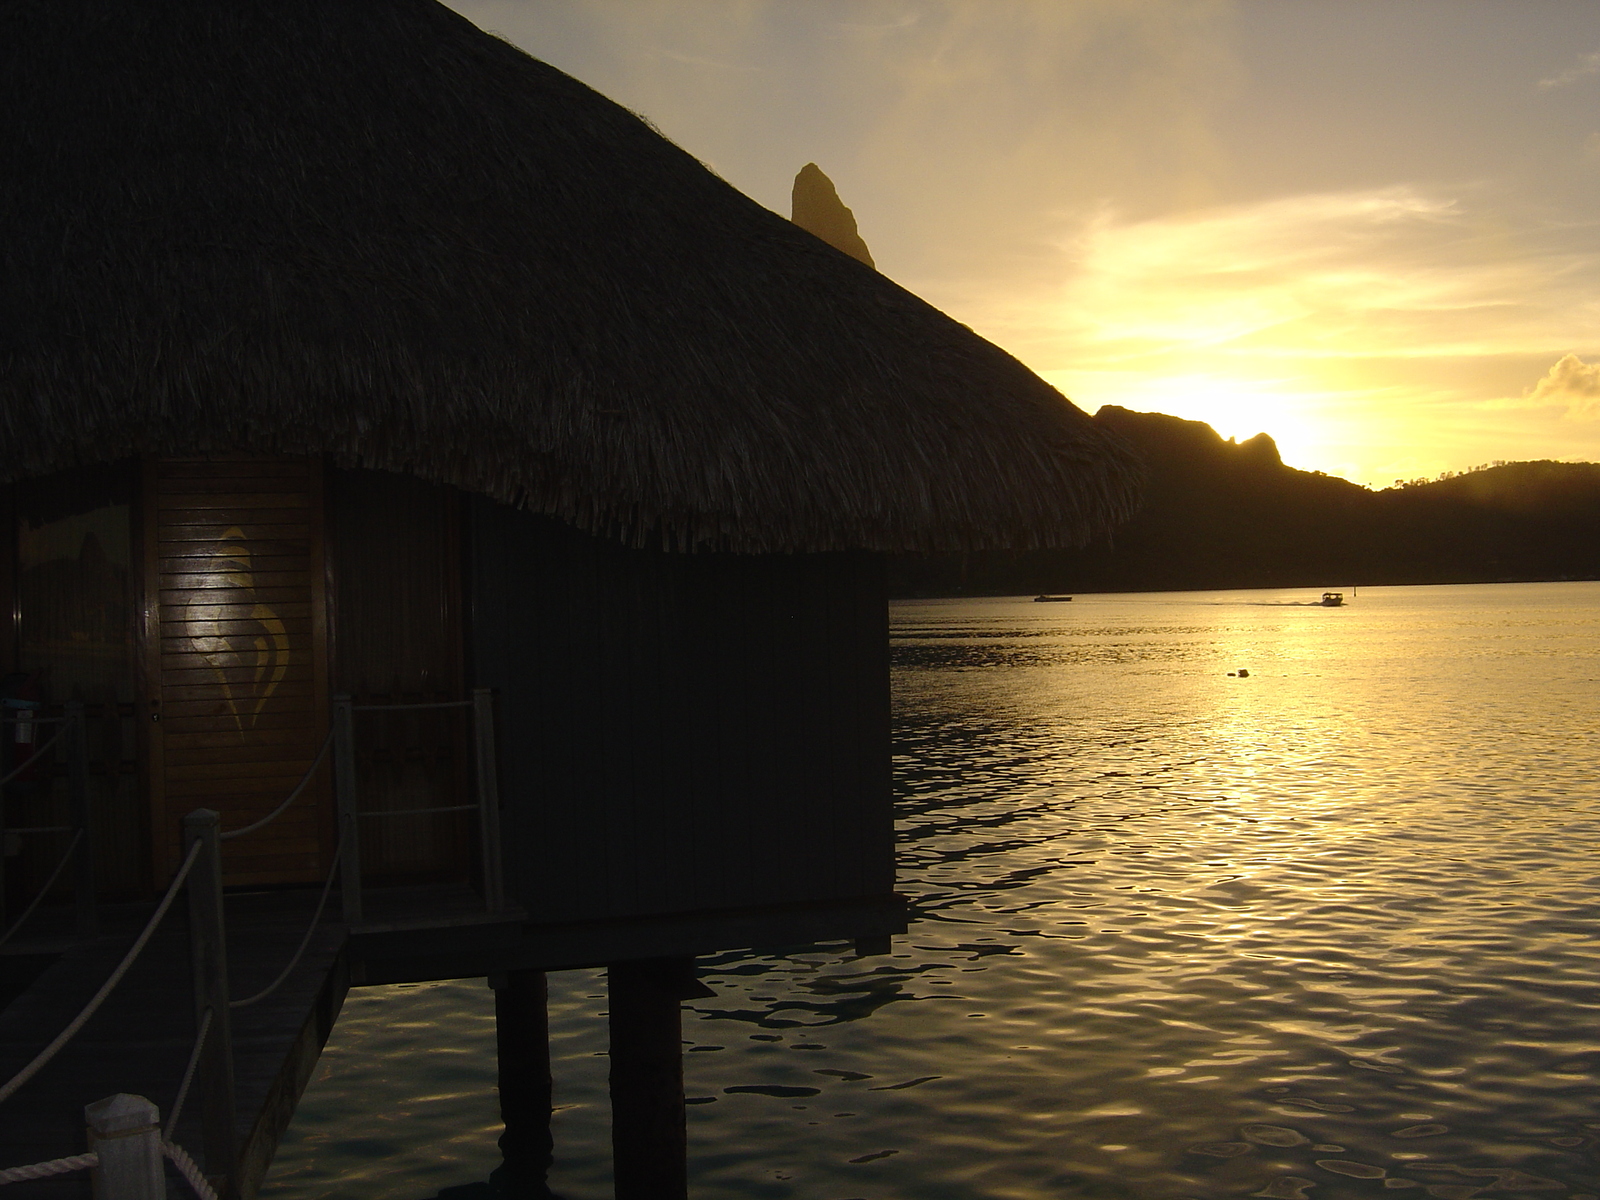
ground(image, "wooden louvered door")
xmin=144 ymin=457 xmax=332 ymax=886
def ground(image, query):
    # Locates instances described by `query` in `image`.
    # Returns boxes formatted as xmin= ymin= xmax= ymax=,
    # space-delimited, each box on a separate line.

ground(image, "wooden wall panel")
xmin=469 ymin=503 xmax=893 ymax=926
xmin=329 ymin=469 xmax=468 ymax=884
xmin=145 ymin=458 xmax=332 ymax=886
xmin=2 ymin=463 xmax=145 ymax=911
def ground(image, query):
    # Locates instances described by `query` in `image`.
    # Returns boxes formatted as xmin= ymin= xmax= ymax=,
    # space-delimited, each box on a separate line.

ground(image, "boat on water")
xmin=1033 ymin=594 xmax=1073 ymax=602
xmin=1320 ymin=592 xmax=1345 ymax=607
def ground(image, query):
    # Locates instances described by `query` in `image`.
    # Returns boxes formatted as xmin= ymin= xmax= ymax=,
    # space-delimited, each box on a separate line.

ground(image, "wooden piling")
xmin=492 ymin=969 xmax=553 ymax=1197
xmin=607 ymin=957 xmax=707 ymax=1200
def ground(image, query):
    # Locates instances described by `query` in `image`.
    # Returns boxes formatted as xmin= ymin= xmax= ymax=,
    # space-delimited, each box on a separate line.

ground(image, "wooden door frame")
xmin=140 ymin=456 xmax=333 ymax=887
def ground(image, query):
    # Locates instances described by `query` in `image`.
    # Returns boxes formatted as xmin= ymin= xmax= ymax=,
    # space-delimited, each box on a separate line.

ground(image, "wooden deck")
xmin=0 ymin=889 xmax=347 ymax=1199
xmin=0 ymin=885 xmax=905 ymax=1197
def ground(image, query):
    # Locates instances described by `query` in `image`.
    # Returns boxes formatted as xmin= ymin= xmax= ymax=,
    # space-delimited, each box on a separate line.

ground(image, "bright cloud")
xmin=1538 ymin=47 xmax=1600 ymax=90
xmin=931 ymin=186 xmax=1600 ymax=485
xmin=977 ymin=187 xmax=1600 ymax=362
xmin=1525 ymin=354 xmax=1600 ymax=418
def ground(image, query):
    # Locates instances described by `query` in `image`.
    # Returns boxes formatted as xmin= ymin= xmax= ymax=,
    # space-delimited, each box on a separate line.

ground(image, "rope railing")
xmin=333 ymin=689 xmax=504 ymax=924
xmin=163 ymin=1139 xmax=219 ymax=1200
xmin=1 ymin=690 xmax=504 ymax=1198
xmin=0 ymin=705 xmax=97 ymax=939
xmin=0 ymin=1151 xmax=99 ymax=1186
xmin=230 ymin=838 xmax=343 ymax=1009
xmin=0 ymin=1111 xmax=219 ymax=1200
xmin=0 ymin=827 xmax=84 ymax=948
xmin=0 ymin=714 xmax=72 ymax=789
xmin=165 ymin=1007 xmax=213 ymax=1138
xmin=0 ymin=838 xmax=203 ymax=1107
xmin=219 ymin=727 xmax=335 ymax=841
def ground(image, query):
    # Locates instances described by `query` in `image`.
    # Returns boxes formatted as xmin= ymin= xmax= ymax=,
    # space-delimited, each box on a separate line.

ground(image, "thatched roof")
xmin=0 ymin=0 xmax=1140 ymax=552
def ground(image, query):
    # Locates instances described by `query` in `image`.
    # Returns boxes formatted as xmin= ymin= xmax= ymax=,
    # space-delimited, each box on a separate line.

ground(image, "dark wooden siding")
xmin=468 ymin=503 xmax=893 ymax=925
xmin=145 ymin=458 xmax=332 ymax=886
xmin=1 ymin=462 xmax=144 ymax=912
xmin=329 ymin=469 xmax=469 ymax=884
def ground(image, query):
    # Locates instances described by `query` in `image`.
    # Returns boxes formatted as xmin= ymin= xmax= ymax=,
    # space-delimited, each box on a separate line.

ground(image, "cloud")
xmin=1538 ymin=47 xmax=1600 ymax=89
xmin=1525 ymin=354 xmax=1600 ymax=417
xmin=957 ymin=185 xmax=1600 ymax=370
xmin=928 ymin=185 xmax=1600 ymax=483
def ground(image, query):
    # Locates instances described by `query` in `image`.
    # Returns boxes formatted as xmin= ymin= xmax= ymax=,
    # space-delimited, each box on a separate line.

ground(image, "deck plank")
xmin=0 ymin=892 xmax=346 ymax=1199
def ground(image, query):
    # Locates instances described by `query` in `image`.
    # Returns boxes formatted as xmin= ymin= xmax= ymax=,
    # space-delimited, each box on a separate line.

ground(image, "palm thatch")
xmin=0 ymin=0 xmax=1140 ymax=552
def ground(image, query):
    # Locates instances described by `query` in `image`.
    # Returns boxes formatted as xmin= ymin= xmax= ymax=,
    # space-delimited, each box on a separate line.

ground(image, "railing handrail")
xmin=165 ymin=1007 xmax=213 ymax=1139
xmin=0 ymin=716 xmax=73 ymax=789
xmin=0 ymin=838 xmax=203 ymax=1107
xmin=218 ymin=727 xmax=335 ymax=842
xmin=332 ymin=688 xmax=504 ymax=923
xmin=0 ymin=1098 xmax=219 ymax=1199
xmin=0 ymin=828 xmax=84 ymax=949
xmin=229 ymin=837 xmax=343 ymax=1010
xmin=0 ymin=704 xmax=96 ymax=940
xmin=0 ymin=684 xmax=505 ymax=1193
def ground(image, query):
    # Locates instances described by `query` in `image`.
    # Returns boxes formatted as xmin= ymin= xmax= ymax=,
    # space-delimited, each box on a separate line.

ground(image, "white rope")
xmin=231 ymin=838 xmax=342 ymax=1009
xmin=0 ymin=827 xmax=84 ymax=948
xmin=0 ymin=839 xmax=203 ymax=1107
xmin=164 ymin=1007 xmax=212 ymax=1136
xmin=0 ymin=1152 xmax=97 ymax=1185
xmin=163 ymin=1139 xmax=219 ymax=1200
xmin=221 ymin=727 xmax=334 ymax=841
xmin=0 ymin=717 xmax=71 ymax=789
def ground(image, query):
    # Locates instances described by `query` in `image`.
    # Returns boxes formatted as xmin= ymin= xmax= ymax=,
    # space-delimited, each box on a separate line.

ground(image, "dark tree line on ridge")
xmin=887 ymin=406 xmax=1600 ymax=597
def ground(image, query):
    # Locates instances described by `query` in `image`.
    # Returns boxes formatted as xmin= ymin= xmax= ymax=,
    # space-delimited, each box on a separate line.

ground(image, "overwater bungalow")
xmin=0 ymin=1 xmax=1140 ymax=1196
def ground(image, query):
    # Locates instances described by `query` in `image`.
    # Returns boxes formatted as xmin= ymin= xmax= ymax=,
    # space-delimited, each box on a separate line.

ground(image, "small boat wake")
xmin=1243 ymin=593 xmax=1348 ymax=608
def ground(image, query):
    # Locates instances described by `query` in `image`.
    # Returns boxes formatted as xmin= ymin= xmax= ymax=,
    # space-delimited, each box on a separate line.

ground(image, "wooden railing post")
xmin=64 ymin=701 xmax=96 ymax=936
xmin=85 ymin=1093 xmax=164 ymax=1200
xmin=472 ymin=688 xmax=505 ymax=914
xmin=182 ymin=808 xmax=236 ymax=1188
xmin=332 ymin=694 xmax=362 ymax=925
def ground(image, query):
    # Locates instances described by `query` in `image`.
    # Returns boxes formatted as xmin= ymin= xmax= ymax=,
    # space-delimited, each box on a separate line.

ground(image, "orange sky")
xmin=452 ymin=1 xmax=1600 ymax=488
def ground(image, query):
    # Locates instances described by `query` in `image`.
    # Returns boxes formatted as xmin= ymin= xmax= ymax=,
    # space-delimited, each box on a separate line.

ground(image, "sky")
xmin=449 ymin=1 xmax=1600 ymax=489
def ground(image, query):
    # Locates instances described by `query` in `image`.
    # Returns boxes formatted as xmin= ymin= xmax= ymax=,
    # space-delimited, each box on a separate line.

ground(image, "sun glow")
xmin=948 ymin=186 xmax=1600 ymax=488
xmin=1043 ymin=370 xmax=1335 ymax=469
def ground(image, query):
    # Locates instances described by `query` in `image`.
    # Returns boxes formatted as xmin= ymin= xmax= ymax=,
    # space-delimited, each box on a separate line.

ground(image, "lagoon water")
xmin=261 ymin=581 xmax=1600 ymax=1200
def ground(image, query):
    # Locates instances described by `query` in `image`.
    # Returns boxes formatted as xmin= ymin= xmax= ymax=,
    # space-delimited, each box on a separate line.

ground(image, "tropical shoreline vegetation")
xmin=888 ymin=405 xmax=1600 ymax=597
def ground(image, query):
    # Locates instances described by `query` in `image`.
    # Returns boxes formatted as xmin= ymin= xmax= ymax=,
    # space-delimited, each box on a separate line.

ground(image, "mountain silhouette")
xmin=888 ymin=406 xmax=1600 ymax=596
xmin=790 ymin=163 xmax=875 ymax=267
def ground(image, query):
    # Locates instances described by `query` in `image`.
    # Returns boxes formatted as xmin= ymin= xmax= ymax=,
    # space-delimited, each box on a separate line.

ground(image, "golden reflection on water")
xmin=265 ymin=582 xmax=1600 ymax=1200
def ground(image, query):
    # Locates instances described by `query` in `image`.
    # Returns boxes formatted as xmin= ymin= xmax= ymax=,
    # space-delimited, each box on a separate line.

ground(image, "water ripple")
xmin=263 ymin=582 xmax=1600 ymax=1200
